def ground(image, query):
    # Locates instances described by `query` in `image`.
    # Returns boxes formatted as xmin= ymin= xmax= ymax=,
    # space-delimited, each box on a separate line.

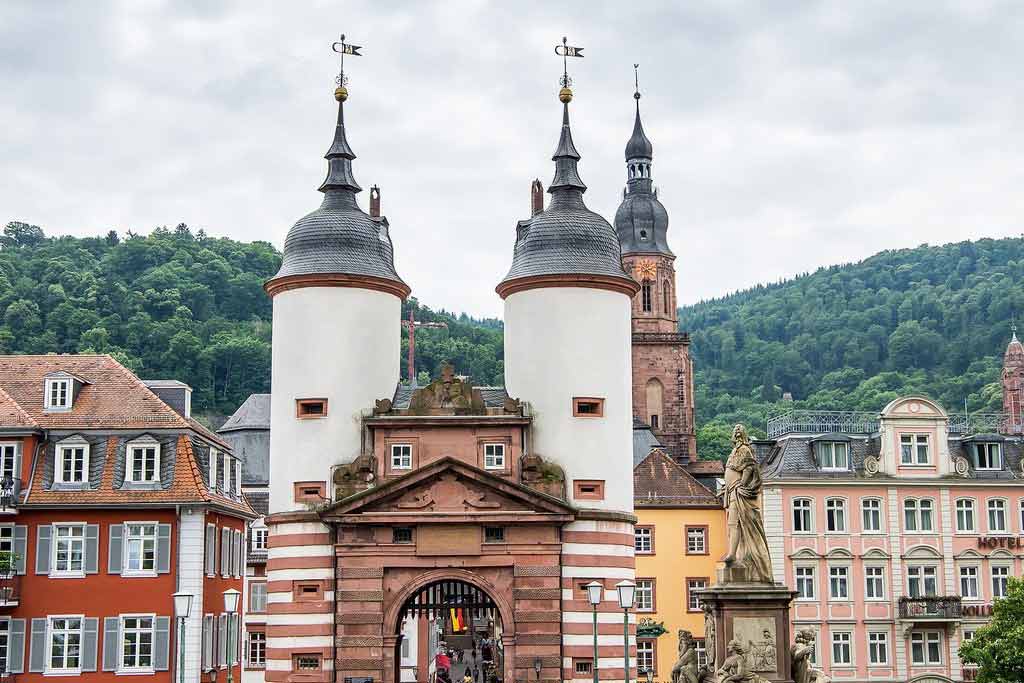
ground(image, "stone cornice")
xmin=496 ymin=273 xmax=640 ymax=300
xmin=264 ymin=272 xmax=411 ymax=299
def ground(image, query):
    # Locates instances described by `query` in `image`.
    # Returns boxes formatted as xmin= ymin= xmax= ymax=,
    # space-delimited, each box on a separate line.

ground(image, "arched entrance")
xmin=393 ymin=579 xmax=505 ymax=683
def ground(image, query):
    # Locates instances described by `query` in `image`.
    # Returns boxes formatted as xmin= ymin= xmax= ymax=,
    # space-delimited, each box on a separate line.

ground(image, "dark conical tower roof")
xmin=615 ymin=91 xmax=672 ymax=257
xmin=496 ymin=91 xmax=638 ymax=298
xmin=265 ymin=91 xmax=409 ymax=298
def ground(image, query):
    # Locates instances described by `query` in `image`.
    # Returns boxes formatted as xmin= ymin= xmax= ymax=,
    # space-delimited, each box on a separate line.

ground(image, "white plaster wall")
xmin=504 ymin=287 xmax=633 ymax=512
xmin=269 ymin=286 xmax=401 ymax=513
xmin=177 ymin=507 xmax=206 ymax=683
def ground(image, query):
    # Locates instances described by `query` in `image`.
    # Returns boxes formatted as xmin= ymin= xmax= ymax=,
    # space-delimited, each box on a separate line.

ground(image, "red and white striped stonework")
xmin=265 ymin=514 xmax=335 ymax=683
xmin=561 ymin=517 xmax=637 ymax=683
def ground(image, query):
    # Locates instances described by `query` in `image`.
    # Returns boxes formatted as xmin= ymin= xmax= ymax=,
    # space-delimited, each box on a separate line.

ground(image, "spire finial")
xmin=633 ymin=63 xmax=641 ymax=103
xmin=555 ymin=36 xmax=584 ymax=103
xmin=331 ymin=33 xmax=362 ymax=101
xmin=320 ymin=34 xmax=364 ymax=194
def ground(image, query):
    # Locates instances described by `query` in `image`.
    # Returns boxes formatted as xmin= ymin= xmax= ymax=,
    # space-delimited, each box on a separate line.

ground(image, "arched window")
xmin=645 ymin=379 xmax=664 ymax=430
xmin=662 ymin=281 xmax=671 ymax=316
xmin=641 ymin=281 xmax=652 ymax=312
xmin=904 ymin=498 xmax=934 ymax=532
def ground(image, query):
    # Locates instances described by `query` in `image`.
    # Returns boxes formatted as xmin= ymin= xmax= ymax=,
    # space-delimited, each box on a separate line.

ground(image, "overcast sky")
xmin=4 ymin=1 xmax=1024 ymax=318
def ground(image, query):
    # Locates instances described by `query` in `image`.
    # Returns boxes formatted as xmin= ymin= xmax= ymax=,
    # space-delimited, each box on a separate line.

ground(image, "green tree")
xmin=959 ymin=577 xmax=1024 ymax=681
xmin=696 ymin=422 xmax=734 ymax=461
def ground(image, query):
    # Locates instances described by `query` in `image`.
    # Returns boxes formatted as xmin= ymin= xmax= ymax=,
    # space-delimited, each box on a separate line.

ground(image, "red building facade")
xmin=0 ymin=355 xmax=254 ymax=683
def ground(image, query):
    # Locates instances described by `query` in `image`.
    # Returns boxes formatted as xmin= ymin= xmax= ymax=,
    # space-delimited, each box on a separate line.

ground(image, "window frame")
xmin=482 ymin=443 xmax=505 ymax=470
xmin=973 ymin=442 xmax=1002 ymax=470
xmin=816 ymin=441 xmax=849 ymax=471
xmin=247 ymin=631 xmax=266 ymax=669
xmin=0 ymin=443 xmax=19 ymax=482
xmin=987 ymin=498 xmax=1009 ymax=534
xmin=45 ymin=378 xmax=72 ymax=411
xmin=249 ymin=583 xmax=267 ymax=613
xmin=685 ymin=526 xmax=708 ymax=555
xmin=482 ymin=526 xmax=505 ymax=544
xmin=46 ymin=614 xmax=84 ymax=675
xmin=686 ymin=577 xmax=708 ymax=612
xmin=636 ymin=639 xmax=656 ymax=676
xmin=992 ymin=565 xmax=1010 ymax=599
xmin=295 ymin=398 xmax=328 ymax=419
xmin=831 ymin=630 xmax=853 ymax=667
xmin=390 ymin=444 xmax=413 ymax=471
xmin=825 ymin=497 xmax=847 ymax=533
xmin=906 ymin=564 xmax=938 ymax=598
xmin=864 ymin=565 xmax=886 ymax=601
xmin=119 ymin=613 xmax=156 ymax=673
xmin=792 ymin=498 xmax=814 ymax=534
xmin=123 ymin=521 xmax=159 ymax=577
xmin=900 ymin=433 xmax=931 ymax=465
xmin=910 ymin=631 xmax=942 ymax=666
xmin=51 ymin=522 xmax=87 ymax=578
xmin=640 ymin=281 xmax=652 ymax=313
xmin=54 ymin=439 xmax=89 ymax=485
xmin=867 ymin=631 xmax=889 ymax=666
xmin=959 ymin=565 xmax=980 ymax=601
xmin=125 ymin=438 xmax=160 ymax=484
xmin=635 ymin=578 xmax=655 ymax=612
xmin=956 ymin=498 xmax=977 ymax=533
xmin=634 ymin=526 xmax=654 ymax=555
xmin=794 ymin=565 xmax=816 ymax=601
xmin=903 ymin=498 xmax=935 ymax=533
xmin=572 ymin=397 xmax=605 ymax=418
xmin=250 ymin=527 xmax=268 ymax=552
xmin=861 ymin=498 xmax=883 ymax=533
xmin=828 ymin=565 xmax=850 ymax=600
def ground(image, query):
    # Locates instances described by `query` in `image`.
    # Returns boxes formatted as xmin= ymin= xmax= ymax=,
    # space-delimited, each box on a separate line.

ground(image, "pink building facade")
xmin=761 ymin=390 xmax=1023 ymax=683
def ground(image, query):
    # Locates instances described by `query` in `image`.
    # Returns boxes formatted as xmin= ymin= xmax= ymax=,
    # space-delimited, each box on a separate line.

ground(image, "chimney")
xmin=370 ymin=185 xmax=381 ymax=218
xmin=143 ymin=380 xmax=193 ymax=419
xmin=530 ymin=179 xmax=543 ymax=215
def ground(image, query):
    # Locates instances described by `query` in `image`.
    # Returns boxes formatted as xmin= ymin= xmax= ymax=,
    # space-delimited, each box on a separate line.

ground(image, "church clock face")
xmin=635 ymin=259 xmax=657 ymax=281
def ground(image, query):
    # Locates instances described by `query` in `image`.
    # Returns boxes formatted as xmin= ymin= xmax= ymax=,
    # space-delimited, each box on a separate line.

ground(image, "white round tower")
xmin=497 ymin=88 xmax=638 ymax=514
xmin=265 ymin=86 xmax=409 ymax=514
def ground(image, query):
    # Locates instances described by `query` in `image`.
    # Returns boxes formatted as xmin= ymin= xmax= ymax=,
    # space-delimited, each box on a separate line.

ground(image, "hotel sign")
xmin=977 ymin=536 xmax=1024 ymax=549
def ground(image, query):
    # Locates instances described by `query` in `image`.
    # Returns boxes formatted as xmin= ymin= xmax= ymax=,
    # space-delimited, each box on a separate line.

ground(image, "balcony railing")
xmin=898 ymin=596 xmax=962 ymax=621
xmin=767 ymin=411 xmax=879 ymax=438
xmin=948 ymin=413 xmax=1020 ymax=435
xmin=0 ymin=574 xmax=21 ymax=607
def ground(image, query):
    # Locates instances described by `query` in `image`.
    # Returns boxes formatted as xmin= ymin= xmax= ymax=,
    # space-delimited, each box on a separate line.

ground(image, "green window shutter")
xmin=84 ymin=524 xmax=99 ymax=574
xmin=8 ymin=618 xmax=25 ymax=673
xmin=154 ymin=616 xmax=170 ymax=671
xmin=34 ymin=526 xmax=50 ymax=575
xmin=102 ymin=616 xmax=120 ymax=671
xmin=156 ymin=524 xmax=172 ymax=573
xmin=81 ymin=617 xmax=99 ymax=671
xmin=108 ymin=524 xmax=123 ymax=574
xmin=28 ymin=618 xmax=46 ymax=673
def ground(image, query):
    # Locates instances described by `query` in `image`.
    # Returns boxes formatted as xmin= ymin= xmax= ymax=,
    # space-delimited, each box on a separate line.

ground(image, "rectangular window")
xmin=48 ymin=616 xmax=83 ymax=673
xmin=960 ymin=566 xmax=979 ymax=600
xmin=247 ymin=632 xmax=265 ymax=668
xmin=0 ymin=444 xmax=18 ymax=481
xmin=907 ymin=565 xmax=938 ymax=598
xmin=392 ymin=527 xmax=413 ymax=544
xmin=973 ymin=443 xmax=1002 ymax=470
xmin=573 ymin=480 xmax=605 ymax=500
xmin=222 ymin=453 xmax=232 ymax=494
xmin=816 ymin=441 xmax=849 ymax=470
xmin=634 ymin=527 xmax=653 ymax=554
xmin=202 ymin=615 xmax=214 ymax=670
xmin=295 ymin=398 xmax=327 ymax=418
xmin=635 ymin=579 xmax=654 ymax=611
xmin=793 ymin=498 xmax=813 ymax=532
xmin=904 ymin=499 xmax=934 ymax=532
xmin=829 ymin=566 xmax=849 ymax=600
xmin=293 ymin=655 xmax=321 ymax=671
xmin=209 ymin=448 xmax=218 ymax=491
xmin=483 ymin=526 xmax=504 ymax=543
xmin=988 ymin=499 xmax=1008 ymax=533
xmin=120 ymin=615 xmax=154 ymax=672
xmin=831 ymin=631 xmax=852 ymax=666
xmin=795 ymin=566 xmax=815 ymax=600
xmin=250 ymin=583 xmax=267 ymax=613
xmin=391 ymin=444 xmax=412 ymax=470
xmin=992 ymin=566 xmax=1010 ymax=599
xmin=53 ymin=524 xmax=86 ymax=575
xmin=483 ymin=444 xmax=505 ymax=470
xmin=251 ymin=527 xmax=267 ymax=552
xmin=572 ymin=397 xmax=604 ymax=417
xmin=0 ymin=619 xmax=8 ymax=674
xmin=686 ymin=578 xmax=707 ymax=611
xmin=911 ymin=631 xmax=942 ymax=665
xmin=956 ymin=499 xmax=976 ymax=532
xmin=573 ymin=660 xmax=593 ymax=677
xmin=826 ymin=498 xmax=846 ymax=532
xmin=56 ymin=445 xmax=87 ymax=484
xmin=127 ymin=445 xmax=158 ymax=483
xmin=861 ymin=499 xmax=882 ymax=532
xmin=868 ymin=631 xmax=889 ymax=665
xmin=865 ymin=566 xmax=885 ymax=600
xmin=124 ymin=523 xmax=158 ymax=575
xmin=46 ymin=379 xmax=71 ymax=409
xmin=636 ymin=640 xmax=655 ymax=675
xmin=901 ymin=434 xmax=930 ymax=465
xmin=695 ymin=639 xmax=707 ymax=669
xmin=686 ymin=526 xmax=707 ymax=554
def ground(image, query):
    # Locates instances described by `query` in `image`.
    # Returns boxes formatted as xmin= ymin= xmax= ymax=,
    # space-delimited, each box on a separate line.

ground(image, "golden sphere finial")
xmin=334 ymin=86 xmax=349 ymax=102
xmin=559 ymin=86 xmax=573 ymax=103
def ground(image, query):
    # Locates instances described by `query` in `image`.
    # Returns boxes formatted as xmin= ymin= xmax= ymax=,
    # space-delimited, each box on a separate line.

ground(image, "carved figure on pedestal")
xmin=702 ymin=605 xmax=716 ymax=670
xmin=721 ymin=424 xmax=773 ymax=583
xmin=671 ymin=630 xmax=698 ymax=683
xmin=715 ymin=639 xmax=767 ymax=683
xmin=752 ymin=629 xmax=776 ymax=672
xmin=791 ymin=629 xmax=830 ymax=683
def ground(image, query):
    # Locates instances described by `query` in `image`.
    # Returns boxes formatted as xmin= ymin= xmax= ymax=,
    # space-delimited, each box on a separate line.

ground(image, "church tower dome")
xmin=266 ymin=45 xmax=408 ymax=513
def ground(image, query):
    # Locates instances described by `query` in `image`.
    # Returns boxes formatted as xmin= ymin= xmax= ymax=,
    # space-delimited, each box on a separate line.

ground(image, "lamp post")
xmin=172 ymin=592 xmax=193 ymax=683
xmin=585 ymin=581 xmax=602 ymax=683
xmin=223 ymin=589 xmax=241 ymax=683
xmin=616 ymin=581 xmax=636 ymax=683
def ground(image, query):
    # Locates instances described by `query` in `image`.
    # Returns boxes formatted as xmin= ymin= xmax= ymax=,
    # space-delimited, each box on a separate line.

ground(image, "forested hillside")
xmin=682 ymin=237 xmax=1024 ymax=458
xmin=2 ymin=219 xmax=1020 ymax=455
xmin=0 ymin=221 xmax=502 ymax=423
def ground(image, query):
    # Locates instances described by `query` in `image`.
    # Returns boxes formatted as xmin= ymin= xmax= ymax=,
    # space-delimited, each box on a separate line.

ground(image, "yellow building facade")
xmin=633 ymin=450 xmax=726 ymax=681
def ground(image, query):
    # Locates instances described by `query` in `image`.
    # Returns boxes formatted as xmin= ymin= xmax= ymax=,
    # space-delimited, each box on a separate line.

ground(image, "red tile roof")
xmin=634 ymin=449 xmax=720 ymax=507
xmin=685 ymin=459 xmax=725 ymax=476
xmin=0 ymin=385 xmax=37 ymax=429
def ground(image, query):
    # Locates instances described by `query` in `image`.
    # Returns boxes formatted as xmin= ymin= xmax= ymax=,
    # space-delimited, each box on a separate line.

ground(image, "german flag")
xmin=450 ymin=607 xmax=466 ymax=632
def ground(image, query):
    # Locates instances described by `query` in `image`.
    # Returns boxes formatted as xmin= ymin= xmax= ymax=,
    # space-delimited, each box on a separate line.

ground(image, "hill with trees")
xmin=2 ymin=219 xmax=1020 ymax=455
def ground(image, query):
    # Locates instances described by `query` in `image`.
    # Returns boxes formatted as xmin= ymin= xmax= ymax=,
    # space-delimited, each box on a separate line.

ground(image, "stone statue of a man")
xmin=721 ymin=424 xmax=773 ymax=583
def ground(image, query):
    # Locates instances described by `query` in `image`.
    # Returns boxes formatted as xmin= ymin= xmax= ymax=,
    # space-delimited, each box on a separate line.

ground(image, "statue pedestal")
xmin=700 ymin=565 xmax=797 ymax=683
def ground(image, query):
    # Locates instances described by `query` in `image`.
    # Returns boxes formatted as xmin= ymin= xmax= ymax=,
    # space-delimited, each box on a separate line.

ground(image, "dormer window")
xmin=55 ymin=440 xmax=89 ymax=485
xmin=972 ymin=443 xmax=1002 ymax=470
xmin=816 ymin=441 xmax=849 ymax=471
xmin=45 ymin=378 xmax=71 ymax=410
xmin=127 ymin=440 xmax=159 ymax=483
xmin=900 ymin=434 xmax=930 ymax=465
xmin=209 ymin=448 xmax=218 ymax=489
xmin=222 ymin=452 xmax=232 ymax=495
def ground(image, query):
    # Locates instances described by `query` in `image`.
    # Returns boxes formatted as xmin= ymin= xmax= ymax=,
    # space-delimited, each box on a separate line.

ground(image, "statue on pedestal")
xmin=721 ymin=424 xmax=773 ymax=583
xmin=791 ymin=629 xmax=830 ymax=683
xmin=671 ymin=630 xmax=699 ymax=683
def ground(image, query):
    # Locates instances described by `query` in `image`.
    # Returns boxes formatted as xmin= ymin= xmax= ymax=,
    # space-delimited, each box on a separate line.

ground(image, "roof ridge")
xmin=0 ymin=384 xmax=37 ymax=427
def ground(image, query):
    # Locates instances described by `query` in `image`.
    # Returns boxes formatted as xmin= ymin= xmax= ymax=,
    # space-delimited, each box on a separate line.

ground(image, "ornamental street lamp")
xmin=585 ymin=581 xmax=603 ymax=683
xmin=616 ymin=581 xmax=636 ymax=683
xmin=223 ymin=589 xmax=241 ymax=683
xmin=172 ymin=592 xmax=193 ymax=683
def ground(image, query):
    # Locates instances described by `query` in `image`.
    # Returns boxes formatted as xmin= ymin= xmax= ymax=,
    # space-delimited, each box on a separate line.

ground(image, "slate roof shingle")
xmin=634 ymin=449 xmax=719 ymax=507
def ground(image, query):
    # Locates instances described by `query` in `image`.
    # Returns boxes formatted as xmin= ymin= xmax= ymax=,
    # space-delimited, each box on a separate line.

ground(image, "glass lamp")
xmin=223 ymin=588 xmax=241 ymax=614
xmin=616 ymin=580 xmax=636 ymax=610
xmin=173 ymin=591 xmax=193 ymax=619
xmin=585 ymin=581 xmax=603 ymax=606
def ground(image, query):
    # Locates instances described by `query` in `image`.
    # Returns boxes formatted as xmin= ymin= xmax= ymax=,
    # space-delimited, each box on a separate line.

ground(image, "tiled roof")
xmin=0 ymin=355 xmax=190 ymax=429
xmin=0 ymin=385 xmax=37 ymax=429
xmin=634 ymin=449 xmax=719 ymax=507
xmin=685 ymin=460 xmax=725 ymax=476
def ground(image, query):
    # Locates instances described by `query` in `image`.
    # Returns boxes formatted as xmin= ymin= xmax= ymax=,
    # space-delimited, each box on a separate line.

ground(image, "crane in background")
xmin=402 ymin=309 xmax=447 ymax=385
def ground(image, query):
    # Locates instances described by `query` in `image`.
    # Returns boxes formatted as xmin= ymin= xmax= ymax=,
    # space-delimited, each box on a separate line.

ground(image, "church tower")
xmin=1003 ymin=325 xmax=1024 ymax=434
xmin=614 ymin=75 xmax=697 ymax=461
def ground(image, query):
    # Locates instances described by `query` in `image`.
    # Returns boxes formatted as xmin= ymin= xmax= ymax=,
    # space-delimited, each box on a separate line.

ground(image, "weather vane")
xmin=633 ymin=63 xmax=641 ymax=101
xmin=554 ymin=36 xmax=584 ymax=90
xmin=331 ymin=33 xmax=362 ymax=100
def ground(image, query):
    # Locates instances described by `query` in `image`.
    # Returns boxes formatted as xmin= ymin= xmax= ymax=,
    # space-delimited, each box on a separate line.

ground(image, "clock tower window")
xmin=641 ymin=281 xmax=652 ymax=313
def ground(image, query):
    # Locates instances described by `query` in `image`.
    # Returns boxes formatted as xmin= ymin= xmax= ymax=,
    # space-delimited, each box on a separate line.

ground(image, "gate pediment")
xmin=321 ymin=456 xmax=575 ymax=522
